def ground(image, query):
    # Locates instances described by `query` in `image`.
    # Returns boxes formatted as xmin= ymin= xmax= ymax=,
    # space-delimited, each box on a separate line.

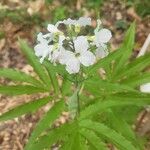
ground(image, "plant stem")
xmin=75 ymin=75 xmax=80 ymax=116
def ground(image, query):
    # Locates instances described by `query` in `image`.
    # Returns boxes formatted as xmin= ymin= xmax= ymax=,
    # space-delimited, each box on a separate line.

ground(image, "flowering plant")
xmin=34 ymin=17 xmax=111 ymax=74
xmin=0 ymin=17 xmax=150 ymax=150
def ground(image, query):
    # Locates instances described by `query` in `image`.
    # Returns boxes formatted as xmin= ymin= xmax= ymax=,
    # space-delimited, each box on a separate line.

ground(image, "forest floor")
xmin=0 ymin=0 xmax=150 ymax=149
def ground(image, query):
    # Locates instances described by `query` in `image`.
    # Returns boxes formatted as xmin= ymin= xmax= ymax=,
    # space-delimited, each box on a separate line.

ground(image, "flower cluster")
xmin=34 ymin=17 xmax=112 ymax=74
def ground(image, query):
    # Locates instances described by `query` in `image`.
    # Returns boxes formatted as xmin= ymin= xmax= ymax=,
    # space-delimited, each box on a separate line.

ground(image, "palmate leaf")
xmin=61 ymin=75 xmax=72 ymax=96
xmin=121 ymin=72 xmax=150 ymax=87
xmin=19 ymin=39 xmax=51 ymax=89
xmin=24 ymin=100 xmax=65 ymax=150
xmin=67 ymin=90 xmax=78 ymax=118
xmin=43 ymin=61 xmax=60 ymax=94
xmin=29 ymin=122 xmax=76 ymax=150
xmin=87 ymin=47 xmax=122 ymax=75
xmin=0 ymin=96 xmax=51 ymax=122
xmin=0 ymin=85 xmax=48 ymax=95
xmin=107 ymin=109 xmax=136 ymax=141
xmin=80 ymin=120 xmax=137 ymax=150
xmin=112 ymin=22 xmax=135 ymax=76
xmin=112 ymin=106 xmax=142 ymax=125
xmin=61 ymin=131 xmax=82 ymax=150
xmin=80 ymin=129 xmax=108 ymax=150
xmin=0 ymin=68 xmax=44 ymax=87
xmin=114 ymin=53 xmax=150 ymax=80
xmin=85 ymin=79 xmax=136 ymax=96
xmin=79 ymin=94 xmax=150 ymax=120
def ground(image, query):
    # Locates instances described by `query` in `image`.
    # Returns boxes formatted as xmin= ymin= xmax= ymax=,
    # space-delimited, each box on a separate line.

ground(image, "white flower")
xmin=59 ymin=36 xmax=96 ymax=74
xmin=77 ymin=17 xmax=91 ymax=26
xmin=34 ymin=33 xmax=65 ymax=63
xmin=34 ymin=17 xmax=112 ymax=75
xmin=55 ymin=17 xmax=91 ymax=27
xmin=47 ymin=24 xmax=60 ymax=33
xmin=140 ymin=83 xmax=150 ymax=93
xmin=94 ymin=28 xmax=112 ymax=58
xmin=51 ymin=35 xmax=65 ymax=63
xmin=94 ymin=19 xmax=102 ymax=34
xmin=95 ymin=28 xmax=112 ymax=44
xmin=34 ymin=33 xmax=52 ymax=63
xmin=95 ymin=46 xmax=109 ymax=59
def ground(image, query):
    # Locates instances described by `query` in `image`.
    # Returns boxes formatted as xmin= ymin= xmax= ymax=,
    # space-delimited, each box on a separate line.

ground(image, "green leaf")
xmin=112 ymin=106 xmax=142 ymax=125
xmin=0 ymin=68 xmax=43 ymax=87
xmin=0 ymin=96 xmax=51 ymax=121
xmin=43 ymin=61 xmax=59 ymax=94
xmin=121 ymin=72 xmax=150 ymax=87
xmin=112 ymin=22 xmax=135 ymax=76
xmin=67 ymin=90 xmax=79 ymax=118
xmin=61 ymin=131 xmax=81 ymax=150
xmin=25 ymin=100 xmax=65 ymax=150
xmin=80 ymin=120 xmax=137 ymax=150
xmin=19 ymin=39 xmax=51 ymax=88
xmin=80 ymin=129 xmax=108 ymax=150
xmin=87 ymin=48 xmax=122 ymax=75
xmin=0 ymin=85 xmax=48 ymax=95
xmin=29 ymin=122 xmax=76 ymax=150
xmin=114 ymin=53 xmax=150 ymax=80
xmin=107 ymin=110 xmax=135 ymax=139
xmin=85 ymin=78 xmax=136 ymax=96
xmin=107 ymin=109 xmax=144 ymax=150
xmin=61 ymin=76 xmax=72 ymax=96
xmin=80 ymin=95 xmax=150 ymax=120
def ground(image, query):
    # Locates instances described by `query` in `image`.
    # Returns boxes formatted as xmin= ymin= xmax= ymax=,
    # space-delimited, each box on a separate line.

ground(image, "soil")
xmin=0 ymin=0 xmax=150 ymax=149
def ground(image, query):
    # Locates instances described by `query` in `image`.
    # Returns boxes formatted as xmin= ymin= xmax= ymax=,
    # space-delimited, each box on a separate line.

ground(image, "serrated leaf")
xmin=80 ymin=120 xmax=137 ymax=150
xmin=114 ymin=53 xmax=150 ymax=80
xmin=43 ymin=61 xmax=60 ymax=94
xmin=61 ymin=131 xmax=81 ymax=150
xmin=112 ymin=22 xmax=135 ymax=76
xmin=67 ymin=90 xmax=79 ymax=118
xmin=0 ymin=68 xmax=43 ymax=87
xmin=107 ymin=109 xmax=144 ymax=150
xmin=121 ymin=73 xmax=150 ymax=87
xmin=0 ymin=85 xmax=48 ymax=95
xmin=80 ymin=129 xmax=108 ymax=150
xmin=29 ymin=122 xmax=76 ymax=150
xmin=19 ymin=39 xmax=51 ymax=89
xmin=80 ymin=95 xmax=150 ymax=120
xmin=87 ymin=48 xmax=122 ymax=75
xmin=85 ymin=78 xmax=136 ymax=96
xmin=107 ymin=109 xmax=140 ymax=145
xmin=0 ymin=96 xmax=51 ymax=121
xmin=61 ymin=76 xmax=72 ymax=96
xmin=25 ymin=100 xmax=65 ymax=150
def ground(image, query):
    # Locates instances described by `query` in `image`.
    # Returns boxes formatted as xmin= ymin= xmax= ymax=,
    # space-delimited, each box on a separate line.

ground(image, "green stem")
xmin=75 ymin=75 xmax=80 ymax=116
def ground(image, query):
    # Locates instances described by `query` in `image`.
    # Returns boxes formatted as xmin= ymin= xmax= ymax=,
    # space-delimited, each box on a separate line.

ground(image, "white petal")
xmin=47 ymin=24 xmax=59 ymax=33
xmin=66 ymin=57 xmax=80 ymax=74
xmin=37 ymin=32 xmax=44 ymax=42
xmin=140 ymin=83 xmax=150 ymax=93
xmin=74 ymin=36 xmax=89 ymax=53
xmin=59 ymin=50 xmax=74 ymax=65
xmin=43 ymin=33 xmax=53 ymax=42
xmin=95 ymin=45 xmax=109 ymax=59
xmin=34 ymin=43 xmax=48 ymax=57
xmin=65 ymin=18 xmax=76 ymax=25
xmin=58 ymin=35 xmax=65 ymax=47
xmin=34 ymin=43 xmax=52 ymax=63
xmin=55 ymin=21 xmax=63 ymax=27
xmin=79 ymin=51 xmax=96 ymax=66
xmin=51 ymin=50 xmax=60 ymax=63
xmin=96 ymin=28 xmax=112 ymax=43
xmin=78 ymin=17 xmax=91 ymax=26
xmin=56 ymin=17 xmax=91 ymax=27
